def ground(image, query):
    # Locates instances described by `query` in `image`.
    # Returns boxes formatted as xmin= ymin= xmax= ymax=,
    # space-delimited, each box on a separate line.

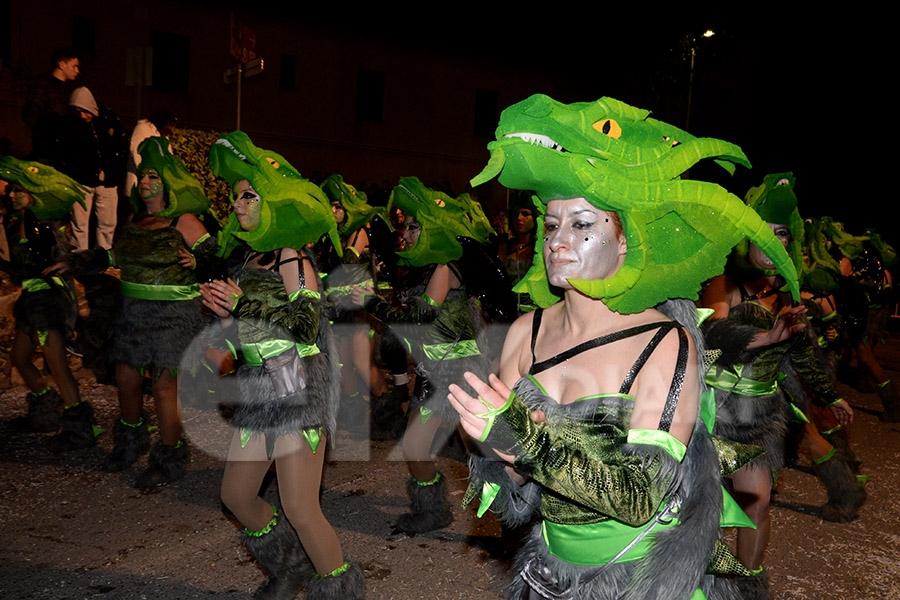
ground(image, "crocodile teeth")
xmin=504 ymin=133 xmax=565 ymax=152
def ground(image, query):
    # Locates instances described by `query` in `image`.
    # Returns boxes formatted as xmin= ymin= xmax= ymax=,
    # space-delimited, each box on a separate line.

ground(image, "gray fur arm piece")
xmin=463 ymin=454 xmax=541 ymax=527
xmin=702 ymin=317 xmax=762 ymax=367
xmin=363 ymin=293 xmax=441 ymax=325
xmin=62 ymin=247 xmax=113 ymax=276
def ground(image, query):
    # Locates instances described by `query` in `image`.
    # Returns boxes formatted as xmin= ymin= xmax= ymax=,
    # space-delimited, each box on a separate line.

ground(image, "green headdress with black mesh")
xmin=320 ymin=174 xmax=377 ymax=236
xmin=208 ymin=131 xmax=340 ymax=256
xmin=131 ymin=137 xmax=210 ymax=218
xmin=470 ymin=94 xmax=799 ymax=313
xmin=0 ymin=156 xmax=87 ymax=220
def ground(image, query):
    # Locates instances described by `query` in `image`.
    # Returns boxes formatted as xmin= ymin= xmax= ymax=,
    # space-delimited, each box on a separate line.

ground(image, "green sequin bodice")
xmin=232 ymin=268 xmax=319 ymax=347
xmin=116 ymin=224 xmax=196 ymax=287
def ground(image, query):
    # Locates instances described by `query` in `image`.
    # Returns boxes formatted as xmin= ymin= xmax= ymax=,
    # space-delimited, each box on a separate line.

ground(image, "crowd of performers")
xmin=1 ymin=93 xmax=896 ymax=600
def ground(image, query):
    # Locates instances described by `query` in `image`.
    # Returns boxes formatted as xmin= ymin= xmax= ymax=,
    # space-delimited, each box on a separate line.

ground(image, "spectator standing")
xmin=21 ymin=47 xmax=80 ymax=162
xmin=57 ymin=86 xmax=126 ymax=250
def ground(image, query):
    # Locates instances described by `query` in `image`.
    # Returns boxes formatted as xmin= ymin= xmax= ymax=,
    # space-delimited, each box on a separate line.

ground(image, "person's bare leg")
xmin=152 ymin=371 xmax=182 ymax=446
xmin=115 ymin=363 xmax=145 ymax=424
xmin=221 ymin=430 xmax=277 ymax=531
xmin=275 ymin=435 xmax=344 ymax=575
xmin=11 ymin=330 xmax=47 ymax=394
xmin=42 ymin=331 xmax=79 ymax=406
xmin=731 ymin=466 xmax=772 ymax=570
xmin=403 ymin=410 xmax=444 ymax=482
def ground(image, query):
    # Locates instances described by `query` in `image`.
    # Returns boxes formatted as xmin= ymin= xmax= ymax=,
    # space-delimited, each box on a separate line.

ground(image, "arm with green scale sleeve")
xmin=486 ymin=393 xmax=677 ymax=526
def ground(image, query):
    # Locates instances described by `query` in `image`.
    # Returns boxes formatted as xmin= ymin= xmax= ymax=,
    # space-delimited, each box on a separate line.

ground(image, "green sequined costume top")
xmin=226 ymin=255 xmax=339 ymax=439
xmin=364 ymin=264 xmax=489 ymax=423
xmin=707 ymin=297 xmax=840 ymax=474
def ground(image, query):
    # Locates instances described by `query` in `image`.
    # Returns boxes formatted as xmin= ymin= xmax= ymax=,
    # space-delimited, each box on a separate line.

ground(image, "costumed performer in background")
xmin=203 ymin=132 xmax=363 ymax=600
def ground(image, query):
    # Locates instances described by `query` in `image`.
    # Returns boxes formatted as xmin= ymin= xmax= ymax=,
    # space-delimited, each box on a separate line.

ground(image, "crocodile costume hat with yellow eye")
xmin=802 ymin=217 xmax=844 ymax=293
xmin=209 ymin=131 xmax=340 ymax=256
xmin=471 ymin=94 xmax=799 ymax=314
xmin=320 ymin=174 xmax=377 ymax=236
xmin=388 ymin=176 xmax=492 ymax=267
xmin=131 ymin=136 xmax=210 ymax=218
xmin=733 ymin=172 xmax=805 ymax=279
xmin=0 ymin=156 xmax=87 ymax=220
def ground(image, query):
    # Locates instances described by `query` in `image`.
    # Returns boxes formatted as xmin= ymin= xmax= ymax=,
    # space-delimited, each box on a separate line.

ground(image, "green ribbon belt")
xmin=421 ymin=339 xmax=481 ymax=361
xmin=705 ymin=364 xmax=782 ymax=396
xmin=22 ymin=276 xmax=66 ymax=292
xmin=241 ymin=340 xmax=320 ymax=366
xmin=542 ymin=506 xmax=680 ymax=566
xmin=627 ymin=429 xmax=686 ymax=461
xmin=120 ymin=280 xmax=200 ymax=301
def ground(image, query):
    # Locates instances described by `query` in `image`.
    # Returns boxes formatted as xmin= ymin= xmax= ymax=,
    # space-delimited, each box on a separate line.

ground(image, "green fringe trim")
xmin=813 ymin=447 xmax=837 ymax=465
xmin=120 ymin=417 xmax=144 ymax=428
xmin=415 ymin=472 xmax=441 ymax=487
xmin=313 ymin=561 xmax=350 ymax=579
xmin=244 ymin=506 xmax=277 ymax=537
xmin=30 ymin=386 xmax=52 ymax=398
xmin=878 ymin=379 xmax=891 ymax=389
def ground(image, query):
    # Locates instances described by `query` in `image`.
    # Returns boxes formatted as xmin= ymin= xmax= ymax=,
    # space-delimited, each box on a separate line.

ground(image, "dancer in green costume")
xmin=48 ymin=137 xmax=216 ymax=487
xmin=202 ymin=132 xmax=363 ymax=600
xmin=702 ymin=173 xmax=860 ymax=599
xmin=0 ymin=156 xmax=94 ymax=450
xmin=351 ymin=176 xmax=493 ymax=534
xmin=449 ymin=94 xmax=788 ymax=599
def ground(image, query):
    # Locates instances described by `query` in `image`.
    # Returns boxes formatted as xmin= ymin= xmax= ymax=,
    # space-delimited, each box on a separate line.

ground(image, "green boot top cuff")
xmin=244 ymin=506 xmax=278 ymax=537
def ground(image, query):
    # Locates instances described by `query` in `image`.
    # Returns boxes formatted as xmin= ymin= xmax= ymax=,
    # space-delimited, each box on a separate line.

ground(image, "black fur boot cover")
xmin=25 ymin=388 xmax=62 ymax=432
xmin=813 ymin=452 xmax=867 ymax=523
xmin=395 ymin=473 xmax=453 ymax=534
xmin=100 ymin=415 xmax=150 ymax=472
xmin=134 ymin=441 xmax=189 ymax=488
xmin=242 ymin=508 xmax=314 ymax=600
xmin=305 ymin=561 xmax=365 ymax=600
xmin=47 ymin=401 xmax=96 ymax=452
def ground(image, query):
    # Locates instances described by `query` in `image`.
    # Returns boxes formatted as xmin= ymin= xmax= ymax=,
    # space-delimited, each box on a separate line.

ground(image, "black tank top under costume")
xmin=528 ymin=307 xmax=689 ymax=433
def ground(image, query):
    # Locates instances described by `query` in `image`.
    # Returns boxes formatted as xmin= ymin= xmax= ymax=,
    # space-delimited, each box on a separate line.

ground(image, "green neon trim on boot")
xmin=313 ymin=561 xmax=350 ymax=579
xmin=244 ymin=506 xmax=278 ymax=537
xmin=813 ymin=447 xmax=837 ymax=465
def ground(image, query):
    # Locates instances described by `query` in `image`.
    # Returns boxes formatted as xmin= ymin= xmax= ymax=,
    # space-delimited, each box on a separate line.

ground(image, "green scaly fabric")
xmin=470 ymin=94 xmax=800 ymax=314
xmin=0 ymin=156 xmax=87 ymax=219
xmin=209 ymin=131 xmax=340 ymax=256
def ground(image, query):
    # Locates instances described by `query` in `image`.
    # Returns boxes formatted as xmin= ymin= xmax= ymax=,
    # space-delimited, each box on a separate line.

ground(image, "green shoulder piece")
xmin=132 ymin=137 xmax=210 ymax=218
xmin=321 ymin=174 xmax=377 ymax=236
xmin=802 ymin=218 xmax=842 ymax=292
xmin=209 ymin=131 xmax=340 ymax=255
xmin=388 ymin=176 xmax=474 ymax=266
xmin=472 ymin=94 xmax=799 ymax=313
xmin=0 ymin=156 xmax=88 ymax=219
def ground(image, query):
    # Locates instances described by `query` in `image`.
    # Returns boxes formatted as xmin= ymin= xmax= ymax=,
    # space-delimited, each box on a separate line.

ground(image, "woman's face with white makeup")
xmin=748 ymin=222 xmax=790 ymax=270
xmin=233 ymin=179 xmax=262 ymax=231
xmin=542 ymin=198 xmax=626 ymax=288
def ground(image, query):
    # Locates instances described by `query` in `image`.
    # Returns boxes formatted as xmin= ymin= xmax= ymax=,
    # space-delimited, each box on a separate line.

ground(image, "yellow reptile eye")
xmin=264 ymin=157 xmax=280 ymax=169
xmin=593 ymin=118 xmax=622 ymax=139
xmin=433 ymin=198 xmax=446 ymax=208
xmin=27 ymin=166 xmax=39 ymax=173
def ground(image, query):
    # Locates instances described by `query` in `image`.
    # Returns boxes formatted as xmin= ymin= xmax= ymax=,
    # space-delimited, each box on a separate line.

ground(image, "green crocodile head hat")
xmin=732 ymin=172 xmax=805 ymax=280
xmin=320 ymin=174 xmax=377 ymax=236
xmin=455 ymin=192 xmax=496 ymax=245
xmin=131 ymin=136 xmax=210 ymax=218
xmin=863 ymin=228 xmax=898 ymax=268
xmin=209 ymin=131 xmax=340 ymax=255
xmin=0 ymin=156 xmax=87 ymax=220
xmin=387 ymin=176 xmax=490 ymax=266
xmin=470 ymin=93 xmax=799 ymax=313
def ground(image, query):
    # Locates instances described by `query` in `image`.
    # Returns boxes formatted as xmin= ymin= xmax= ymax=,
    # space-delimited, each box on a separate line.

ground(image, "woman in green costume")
xmin=51 ymin=136 xmax=216 ymax=488
xmin=351 ymin=176 xmax=492 ymax=535
xmin=447 ymin=93 xmax=792 ymax=599
xmin=201 ymin=132 xmax=363 ymax=600
xmin=0 ymin=156 xmax=93 ymax=451
xmin=702 ymin=174 xmax=861 ymax=598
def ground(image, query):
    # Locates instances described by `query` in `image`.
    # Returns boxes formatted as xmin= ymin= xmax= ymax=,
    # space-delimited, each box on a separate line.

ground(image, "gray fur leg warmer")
xmin=47 ymin=401 xmax=96 ymax=452
xmin=813 ymin=452 xmax=867 ymax=523
xmin=305 ymin=562 xmax=364 ymax=600
xmin=395 ymin=472 xmax=453 ymax=535
xmin=242 ymin=508 xmax=314 ymax=600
